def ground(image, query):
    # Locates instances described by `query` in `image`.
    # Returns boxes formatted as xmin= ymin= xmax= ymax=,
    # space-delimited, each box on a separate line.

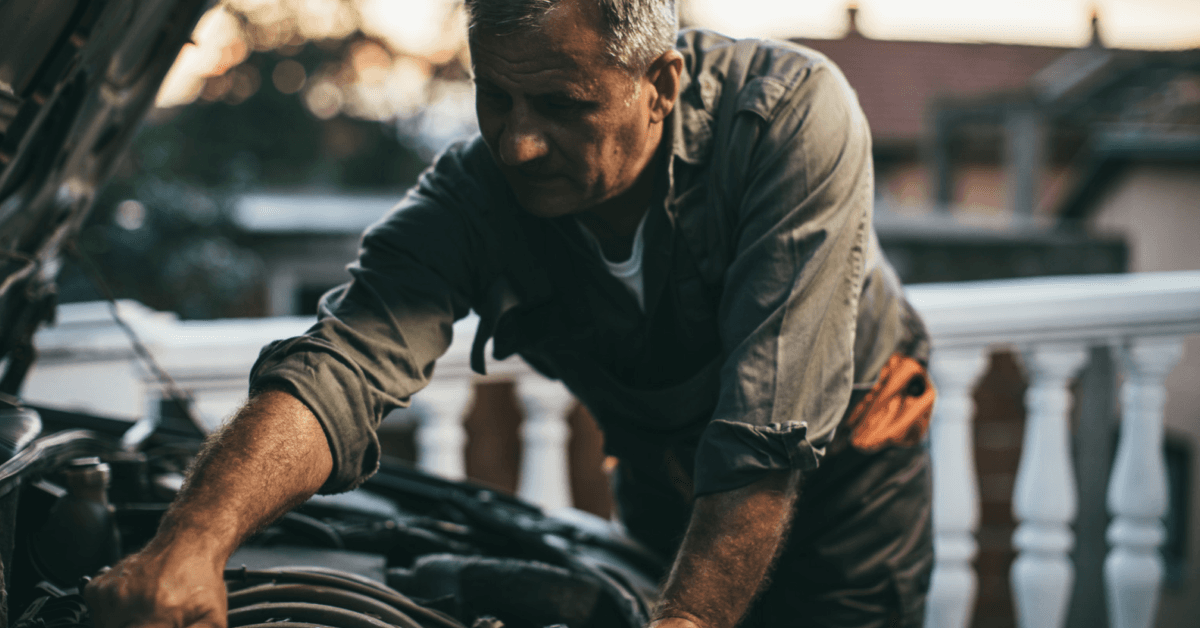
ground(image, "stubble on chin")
xmin=515 ymin=193 xmax=578 ymax=219
xmin=508 ymin=178 xmax=588 ymax=219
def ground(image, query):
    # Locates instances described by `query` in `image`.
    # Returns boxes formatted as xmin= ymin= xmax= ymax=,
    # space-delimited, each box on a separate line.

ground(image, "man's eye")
xmin=477 ymin=88 xmax=511 ymax=107
xmin=541 ymin=97 xmax=590 ymax=115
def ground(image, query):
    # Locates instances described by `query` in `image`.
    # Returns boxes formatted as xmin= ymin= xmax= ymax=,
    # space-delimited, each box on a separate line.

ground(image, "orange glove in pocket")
xmin=846 ymin=353 xmax=937 ymax=452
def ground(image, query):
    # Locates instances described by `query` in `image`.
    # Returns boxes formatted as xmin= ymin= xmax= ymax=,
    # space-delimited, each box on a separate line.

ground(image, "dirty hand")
xmin=83 ymin=536 xmax=228 ymax=628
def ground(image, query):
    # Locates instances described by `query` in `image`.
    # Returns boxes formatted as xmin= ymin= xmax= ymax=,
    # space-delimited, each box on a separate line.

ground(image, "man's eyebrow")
xmin=470 ymin=79 xmax=594 ymax=103
xmin=538 ymin=90 xmax=590 ymax=102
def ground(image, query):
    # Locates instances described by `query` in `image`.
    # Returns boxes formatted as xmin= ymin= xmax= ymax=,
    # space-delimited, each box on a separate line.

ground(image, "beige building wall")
xmin=1089 ymin=163 xmax=1200 ymax=628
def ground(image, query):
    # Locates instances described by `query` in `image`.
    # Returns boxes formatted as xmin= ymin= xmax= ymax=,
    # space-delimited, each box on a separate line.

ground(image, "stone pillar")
xmin=1105 ymin=336 xmax=1184 ymax=628
xmin=416 ymin=382 xmax=471 ymax=480
xmin=517 ymin=379 xmax=574 ymax=511
xmin=1011 ymin=343 xmax=1088 ymax=628
xmin=925 ymin=347 xmax=988 ymax=628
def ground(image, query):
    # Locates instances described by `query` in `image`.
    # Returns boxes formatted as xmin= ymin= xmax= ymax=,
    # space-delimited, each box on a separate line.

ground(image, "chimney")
xmin=1088 ymin=7 xmax=1105 ymax=48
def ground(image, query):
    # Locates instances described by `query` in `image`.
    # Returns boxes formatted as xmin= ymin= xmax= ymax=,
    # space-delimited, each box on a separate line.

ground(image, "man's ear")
xmin=645 ymin=50 xmax=684 ymax=124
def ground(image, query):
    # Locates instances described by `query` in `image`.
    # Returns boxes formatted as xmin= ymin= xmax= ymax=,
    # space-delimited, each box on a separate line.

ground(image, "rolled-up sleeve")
xmin=693 ymin=58 xmax=873 ymax=496
xmin=250 ymin=141 xmax=492 ymax=494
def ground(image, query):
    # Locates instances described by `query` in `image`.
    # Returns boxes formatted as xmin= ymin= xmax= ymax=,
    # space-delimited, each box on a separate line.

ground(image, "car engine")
xmin=1 ymin=402 xmax=664 ymax=628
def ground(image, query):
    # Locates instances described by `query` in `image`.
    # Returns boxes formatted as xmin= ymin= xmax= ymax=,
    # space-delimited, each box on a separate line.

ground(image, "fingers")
xmin=82 ymin=555 xmax=229 ymax=628
xmin=84 ymin=564 xmax=150 ymax=628
xmin=187 ymin=611 xmax=229 ymax=628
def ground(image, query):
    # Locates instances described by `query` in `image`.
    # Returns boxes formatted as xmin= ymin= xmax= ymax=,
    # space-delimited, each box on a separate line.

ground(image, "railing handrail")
xmin=907 ymin=270 xmax=1200 ymax=347
xmin=31 ymin=269 xmax=1200 ymax=391
xmin=39 ymin=269 xmax=1200 ymax=362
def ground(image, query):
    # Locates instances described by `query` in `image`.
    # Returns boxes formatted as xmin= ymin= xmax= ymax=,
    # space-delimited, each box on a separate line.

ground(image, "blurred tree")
xmin=59 ymin=40 xmax=437 ymax=319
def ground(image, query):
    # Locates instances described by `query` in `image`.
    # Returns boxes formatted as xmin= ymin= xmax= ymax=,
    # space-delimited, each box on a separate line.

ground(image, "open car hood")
xmin=0 ymin=0 xmax=208 ymax=394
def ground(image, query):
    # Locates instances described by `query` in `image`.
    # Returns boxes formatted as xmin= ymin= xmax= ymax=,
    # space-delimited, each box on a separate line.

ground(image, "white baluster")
xmin=517 ymin=378 xmax=574 ymax=511
xmin=925 ymin=347 xmax=988 ymax=628
xmin=1105 ymin=336 xmax=1184 ymax=628
xmin=1011 ymin=343 xmax=1088 ymax=628
xmin=415 ymin=381 xmax=472 ymax=480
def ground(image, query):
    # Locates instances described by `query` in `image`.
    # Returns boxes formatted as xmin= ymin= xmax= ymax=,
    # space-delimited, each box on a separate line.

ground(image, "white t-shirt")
xmin=578 ymin=211 xmax=649 ymax=310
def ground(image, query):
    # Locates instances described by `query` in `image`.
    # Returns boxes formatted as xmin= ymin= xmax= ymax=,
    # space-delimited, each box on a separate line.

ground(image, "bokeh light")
xmin=154 ymin=0 xmax=470 ymax=126
xmin=114 ymin=200 xmax=147 ymax=231
xmin=271 ymin=59 xmax=307 ymax=94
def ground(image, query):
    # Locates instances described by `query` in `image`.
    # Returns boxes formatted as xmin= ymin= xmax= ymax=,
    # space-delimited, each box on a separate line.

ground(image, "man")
xmin=86 ymin=1 xmax=935 ymax=626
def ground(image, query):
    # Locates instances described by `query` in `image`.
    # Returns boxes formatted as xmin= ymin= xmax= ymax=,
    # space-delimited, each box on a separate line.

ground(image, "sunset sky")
xmin=156 ymin=0 xmax=1199 ymax=112
xmin=688 ymin=0 xmax=1200 ymax=49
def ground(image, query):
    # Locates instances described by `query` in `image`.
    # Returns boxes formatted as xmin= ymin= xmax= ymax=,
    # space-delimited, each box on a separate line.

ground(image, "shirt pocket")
xmin=735 ymin=76 xmax=791 ymax=121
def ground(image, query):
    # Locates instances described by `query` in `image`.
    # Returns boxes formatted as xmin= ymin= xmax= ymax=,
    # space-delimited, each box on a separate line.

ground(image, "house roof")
xmin=791 ymin=28 xmax=1072 ymax=145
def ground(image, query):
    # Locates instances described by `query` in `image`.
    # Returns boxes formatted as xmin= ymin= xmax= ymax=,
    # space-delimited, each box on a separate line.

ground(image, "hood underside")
xmin=0 ymin=0 xmax=209 ymax=394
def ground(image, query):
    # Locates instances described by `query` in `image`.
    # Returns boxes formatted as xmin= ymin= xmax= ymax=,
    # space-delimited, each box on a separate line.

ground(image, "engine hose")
xmin=277 ymin=512 xmax=345 ymax=549
xmin=287 ymin=566 xmax=398 ymax=596
xmin=227 ymin=584 xmax=423 ymax=628
xmin=439 ymin=492 xmax=649 ymax=628
xmin=225 ymin=568 xmax=466 ymax=628
xmin=227 ymin=602 xmax=394 ymax=628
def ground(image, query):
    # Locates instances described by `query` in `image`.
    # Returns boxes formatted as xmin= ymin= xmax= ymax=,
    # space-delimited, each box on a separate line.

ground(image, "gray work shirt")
xmin=250 ymin=29 xmax=929 ymax=498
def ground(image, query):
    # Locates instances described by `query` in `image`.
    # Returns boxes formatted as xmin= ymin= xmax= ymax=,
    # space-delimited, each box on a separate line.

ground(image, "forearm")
xmin=651 ymin=471 xmax=800 ymax=628
xmin=85 ymin=390 xmax=334 ymax=628
xmin=151 ymin=389 xmax=333 ymax=561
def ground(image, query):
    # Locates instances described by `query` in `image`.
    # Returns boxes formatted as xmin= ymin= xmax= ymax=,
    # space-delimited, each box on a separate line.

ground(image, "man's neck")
xmin=578 ymin=135 xmax=667 ymax=261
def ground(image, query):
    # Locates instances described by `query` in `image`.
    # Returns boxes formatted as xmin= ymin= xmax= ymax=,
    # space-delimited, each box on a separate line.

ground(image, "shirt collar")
xmin=670 ymin=60 xmax=719 ymax=167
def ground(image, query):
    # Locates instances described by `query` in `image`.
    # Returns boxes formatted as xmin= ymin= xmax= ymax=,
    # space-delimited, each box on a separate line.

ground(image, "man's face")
xmin=469 ymin=0 xmax=659 ymax=218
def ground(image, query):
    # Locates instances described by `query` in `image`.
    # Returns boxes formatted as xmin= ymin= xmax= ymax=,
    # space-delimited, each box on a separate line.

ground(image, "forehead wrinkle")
xmin=471 ymin=35 xmax=609 ymax=99
xmin=473 ymin=39 xmax=578 ymax=77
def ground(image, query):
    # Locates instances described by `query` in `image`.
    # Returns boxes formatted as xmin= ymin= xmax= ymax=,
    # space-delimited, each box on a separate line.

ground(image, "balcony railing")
xmin=911 ymin=271 xmax=1200 ymax=628
xmin=21 ymin=269 xmax=1200 ymax=628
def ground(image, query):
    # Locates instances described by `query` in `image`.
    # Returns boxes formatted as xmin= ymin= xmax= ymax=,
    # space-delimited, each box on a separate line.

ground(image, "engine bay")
xmin=1 ymin=402 xmax=664 ymax=628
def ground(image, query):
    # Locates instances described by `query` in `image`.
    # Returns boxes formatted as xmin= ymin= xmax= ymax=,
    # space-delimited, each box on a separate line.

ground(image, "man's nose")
xmin=498 ymin=110 xmax=550 ymax=167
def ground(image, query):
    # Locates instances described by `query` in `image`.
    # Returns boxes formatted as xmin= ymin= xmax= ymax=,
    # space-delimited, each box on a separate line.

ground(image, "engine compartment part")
xmin=0 ymin=405 xmax=41 ymax=463
xmin=0 ymin=0 xmax=209 ymax=397
xmin=30 ymin=458 xmax=121 ymax=586
xmin=0 ymin=411 xmax=665 ymax=628
xmin=13 ymin=590 xmax=91 ymax=628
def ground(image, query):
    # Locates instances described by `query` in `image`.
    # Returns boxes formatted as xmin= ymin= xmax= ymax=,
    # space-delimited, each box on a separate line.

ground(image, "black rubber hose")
xmin=224 ymin=568 xmax=465 ymax=628
xmin=437 ymin=493 xmax=649 ymax=628
xmin=227 ymin=602 xmax=392 ymax=628
xmin=226 ymin=584 xmax=422 ymax=628
xmin=277 ymin=512 xmax=345 ymax=549
xmin=287 ymin=566 xmax=396 ymax=596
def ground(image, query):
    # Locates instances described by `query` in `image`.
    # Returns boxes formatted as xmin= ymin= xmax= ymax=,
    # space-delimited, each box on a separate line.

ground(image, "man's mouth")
xmin=514 ymin=170 xmax=566 ymax=187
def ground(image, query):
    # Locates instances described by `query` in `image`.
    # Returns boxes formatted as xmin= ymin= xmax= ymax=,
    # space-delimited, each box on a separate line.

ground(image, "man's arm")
xmin=649 ymin=50 xmax=873 ymax=628
xmin=649 ymin=472 xmax=800 ymax=628
xmin=84 ymin=390 xmax=332 ymax=628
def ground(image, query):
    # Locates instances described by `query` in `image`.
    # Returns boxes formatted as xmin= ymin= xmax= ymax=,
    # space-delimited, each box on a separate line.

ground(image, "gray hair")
xmin=463 ymin=0 xmax=678 ymax=74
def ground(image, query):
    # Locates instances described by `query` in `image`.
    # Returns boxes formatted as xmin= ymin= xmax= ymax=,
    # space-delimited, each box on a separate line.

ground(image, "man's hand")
xmin=650 ymin=471 xmax=800 ymax=628
xmin=84 ymin=390 xmax=333 ymax=628
xmin=84 ymin=534 xmax=228 ymax=628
